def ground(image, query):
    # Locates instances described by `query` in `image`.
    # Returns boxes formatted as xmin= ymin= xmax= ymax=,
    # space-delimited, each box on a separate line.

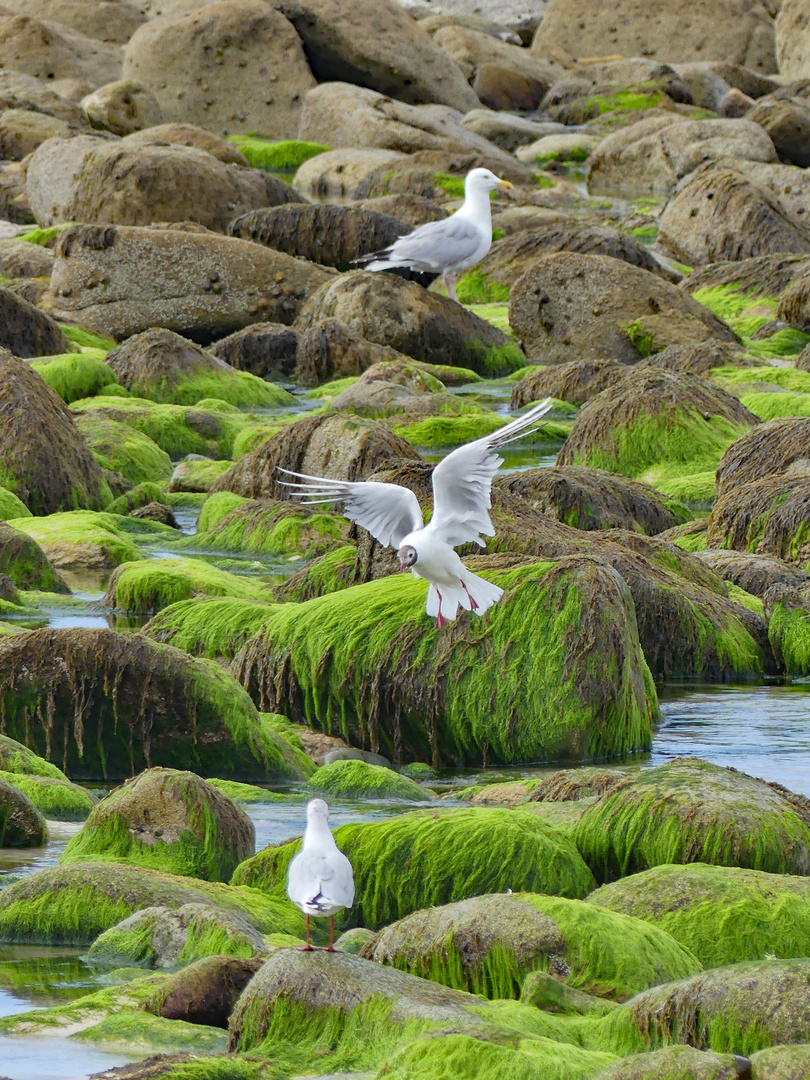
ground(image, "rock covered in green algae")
xmin=707 ymin=475 xmax=810 ymax=569
xmin=142 ymin=598 xmax=278 ymax=662
xmin=103 ymin=557 xmax=272 ymax=616
xmin=557 ymin=367 xmax=758 ymax=492
xmin=0 ymin=776 xmax=46 ymax=846
xmin=0 ymin=519 xmax=92 ymax=591
xmin=574 ymin=758 xmax=810 ymax=882
xmin=190 ymin=496 xmax=350 ymax=559
xmin=305 ymin=760 xmax=434 ymax=802
xmin=0 ymin=733 xmax=70 ymax=778
xmin=60 ymin=767 xmax=255 ymax=882
xmin=78 ymin=1052 xmax=269 ymax=1078
xmin=0 ymin=486 xmax=30 ymax=522
xmin=6 ymin=511 xmax=147 ymax=569
xmin=0 ymin=771 xmax=96 ymax=821
xmin=88 ymin=902 xmax=271 ymax=969
xmin=750 ymin=1043 xmax=810 ymax=1079
xmin=0 ymin=861 xmax=304 ymax=946
xmin=586 ymin=862 xmax=810 ymax=968
xmin=0 ymin=627 xmax=310 ymax=781
xmin=233 ymin=557 xmax=658 ymax=768
xmin=593 ymin=1044 xmax=745 ymax=1079
xmin=74 ymin=411 xmax=173 ymax=486
xmin=0 ymin=354 xmax=112 ymax=515
xmin=628 ymin=958 xmax=810 ymax=1055
xmin=147 ymin=954 xmax=264 ymax=1028
xmin=30 ymin=352 xmax=118 ymax=404
xmin=715 ymin=417 xmax=810 ymax=497
xmin=361 ymin=892 xmax=700 ymax=1002
xmin=765 ymin=586 xmax=810 ymax=677
xmin=232 ymin=808 xmax=596 ymax=931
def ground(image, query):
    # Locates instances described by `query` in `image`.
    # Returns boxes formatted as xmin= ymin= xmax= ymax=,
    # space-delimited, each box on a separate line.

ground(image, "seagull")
xmin=286 ymin=798 xmax=355 ymax=952
xmin=279 ymin=398 xmax=554 ymax=628
xmin=353 ymin=167 xmax=513 ymax=302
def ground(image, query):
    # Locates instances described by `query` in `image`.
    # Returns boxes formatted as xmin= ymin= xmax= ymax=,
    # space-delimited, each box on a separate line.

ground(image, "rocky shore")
xmin=0 ymin=0 xmax=808 ymax=1077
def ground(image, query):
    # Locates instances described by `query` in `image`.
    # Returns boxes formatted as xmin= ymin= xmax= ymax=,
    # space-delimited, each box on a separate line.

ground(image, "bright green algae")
xmin=587 ymin=862 xmax=810 ymax=968
xmin=769 ymin=600 xmax=810 ymax=675
xmin=232 ymin=807 xmax=596 ymax=931
xmin=143 ymin=597 xmax=277 ymax=660
xmin=227 ymin=136 xmax=331 ymax=171
xmin=0 ymin=771 xmax=95 ymax=820
xmin=30 ymin=353 xmax=117 ymax=404
xmin=0 ymin=734 xmax=67 ymax=778
xmin=119 ymin=365 xmax=294 ymax=409
xmin=234 ymin=561 xmax=658 ymax=767
xmin=740 ymin=390 xmax=810 ymax=420
xmin=694 ymin=285 xmax=810 ymax=360
xmin=573 ymin=759 xmax=810 ymax=882
xmin=7 ymin=511 xmax=142 ymax=566
xmin=105 ymin=557 xmax=272 ymax=615
xmin=305 ymin=759 xmax=434 ymax=802
xmin=74 ymin=412 xmax=173 ymax=485
xmin=0 ymin=486 xmax=30 ymax=521
xmin=190 ymin=497 xmax=349 ymax=559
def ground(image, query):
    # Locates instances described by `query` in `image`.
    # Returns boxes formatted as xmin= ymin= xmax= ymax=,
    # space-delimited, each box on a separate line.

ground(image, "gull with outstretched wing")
xmin=279 ymin=398 xmax=553 ymax=628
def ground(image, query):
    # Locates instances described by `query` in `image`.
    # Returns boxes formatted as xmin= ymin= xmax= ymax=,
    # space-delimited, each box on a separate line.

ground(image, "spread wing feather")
xmin=428 ymin=398 xmax=554 ymax=547
xmin=277 ymin=470 xmax=424 ymax=549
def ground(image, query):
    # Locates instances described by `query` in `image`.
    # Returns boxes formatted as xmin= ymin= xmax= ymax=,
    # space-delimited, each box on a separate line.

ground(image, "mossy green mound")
xmin=749 ymin=1044 xmax=810 ymax=1079
xmin=103 ymin=557 xmax=271 ymax=616
xmin=629 ymin=958 xmax=810 ymax=1055
xmin=694 ymin=287 xmax=810 ymax=361
xmin=73 ymin=1011 xmax=228 ymax=1054
xmin=74 ymin=411 xmax=173 ymax=486
xmin=0 ymin=771 xmax=95 ymax=821
xmin=228 ymin=136 xmax=330 ymax=170
xmin=274 ymin=544 xmax=357 ymax=603
xmin=207 ymin=779 xmax=295 ymax=804
xmin=712 ymin=363 xmax=810 ymax=395
xmin=30 ymin=353 xmax=117 ymax=404
xmin=7 ymin=511 xmax=141 ymax=568
xmin=390 ymin=411 xmax=569 ymax=449
xmin=233 ymin=559 xmax=657 ymax=768
xmin=0 ymin=777 xmax=46 ymax=847
xmin=587 ymin=862 xmax=810 ymax=968
xmin=0 ymin=487 xmax=32 ymax=521
xmin=61 ymin=767 xmax=255 ymax=882
xmin=593 ymin=1044 xmax=745 ymax=1079
xmin=197 ymin=492 xmax=247 ymax=533
xmin=59 ymin=324 xmax=116 ymax=352
xmin=143 ymin=597 xmax=277 ymax=660
xmin=106 ymin=482 xmax=168 ymax=516
xmin=0 ymin=860 xmax=304 ymax=945
xmin=364 ymin=891 xmax=699 ymax=1002
xmin=573 ymin=758 xmax=810 ymax=882
xmin=0 ymin=522 xmax=68 ymax=593
xmin=168 ymin=456 xmax=233 ymax=493
xmin=232 ymin=807 xmax=596 ymax=932
xmin=191 ymin=497 xmax=349 ymax=559
xmin=740 ymin=390 xmax=810 ymax=421
xmin=305 ymin=760 xmax=433 ymax=802
xmin=0 ymin=627 xmax=311 ymax=781
xmin=0 ymin=733 xmax=67 ymax=778
xmin=769 ymin=596 xmax=810 ymax=676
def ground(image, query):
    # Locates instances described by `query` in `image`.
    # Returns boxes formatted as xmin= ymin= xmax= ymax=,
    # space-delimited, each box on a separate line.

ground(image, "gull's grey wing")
xmin=278 ymin=470 xmax=424 ymax=549
xmin=287 ymin=849 xmax=355 ymax=910
xmin=428 ymin=398 xmax=554 ymax=548
xmin=363 ymin=215 xmax=483 ymax=272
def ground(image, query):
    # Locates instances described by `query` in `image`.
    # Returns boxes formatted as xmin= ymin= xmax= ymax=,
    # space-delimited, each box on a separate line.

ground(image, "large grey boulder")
xmin=0 ymin=11 xmax=123 ymax=88
xmin=0 ymin=0 xmax=146 ymax=44
xmin=123 ymin=0 xmax=316 ymax=138
xmin=45 ymin=224 xmax=331 ymax=341
xmin=776 ymin=0 xmax=810 ymax=79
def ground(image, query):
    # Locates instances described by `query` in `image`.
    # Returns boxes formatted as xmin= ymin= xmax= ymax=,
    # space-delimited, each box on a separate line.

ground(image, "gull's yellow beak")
xmin=497 ymin=179 xmax=514 ymax=190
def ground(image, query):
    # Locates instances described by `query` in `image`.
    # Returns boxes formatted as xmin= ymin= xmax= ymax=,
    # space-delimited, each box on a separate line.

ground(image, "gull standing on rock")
xmin=353 ymin=167 xmax=513 ymax=302
xmin=287 ymin=798 xmax=355 ymax=952
xmin=279 ymin=398 xmax=554 ymax=628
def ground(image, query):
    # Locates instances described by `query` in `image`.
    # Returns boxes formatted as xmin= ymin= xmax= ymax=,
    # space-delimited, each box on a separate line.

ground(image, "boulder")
xmin=587 ymin=862 xmax=810 ymax=968
xmin=707 ymin=476 xmax=810 ymax=568
xmin=532 ymin=0 xmax=777 ymax=72
xmin=0 ymin=860 xmax=303 ymax=946
xmin=123 ymin=124 xmax=255 ymax=167
xmin=510 ymin=359 xmax=632 ymax=408
xmin=750 ymin=1044 xmax=810 ymax=1077
xmin=629 ymin=959 xmax=810 ymax=1053
xmin=0 ymin=522 xmax=67 ymax=593
xmin=587 ymin=115 xmax=777 ymax=198
xmin=122 ymin=0 xmax=316 ymax=139
xmin=147 ymin=955 xmax=263 ymax=1027
xmin=434 ymin=24 xmax=559 ymax=99
xmin=408 ymin=0 xmax=546 ymax=37
xmin=556 ymin=366 xmax=758 ymax=482
xmin=293 ymin=147 xmax=409 ymax=201
xmin=0 ymin=70 xmax=82 ymax=123
xmin=0 ymin=237 xmax=53 ymax=279
xmin=232 ymin=808 xmax=597 ymax=930
xmin=573 ymin=758 xmax=810 ymax=882
xmin=210 ymin=412 xmax=421 ymax=502
xmin=592 ymin=1046 xmax=748 ymax=1080
xmin=0 ymin=355 xmax=110 ymax=515
xmin=0 ymin=108 xmax=71 ymax=160
xmin=777 ymin=273 xmax=810 ymax=331
xmin=103 ymin=328 xmax=293 ymax=407
xmin=0 ymin=288 xmax=72 ymax=358
xmin=696 ymin=550 xmax=809 ymax=597
xmin=305 ymin=759 xmax=432 ymax=802
xmin=297 ymin=272 xmax=524 ymax=375
xmin=230 ymin=204 xmax=411 ymax=271
xmin=658 ymin=162 xmax=810 ymax=266
xmin=777 ymin=0 xmax=810 ymax=79
xmin=508 ymin=253 xmax=736 ymax=364
xmin=297 ymin=83 xmax=520 ymax=169
xmin=0 ymin=0 xmax=146 ymax=44
xmin=232 ymin=556 xmax=657 ymax=767
xmin=715 ymin=418 xmax=810 ymax=495
xmin=73 ymin=413 xmax=172 ymax=486
xmin=361 ymin=892 xmax=699 ymax=1001
xmin=189 ymin=496 xmax=349 ymax=560
xmin=648 ymin=340 xmax=751 ymax=375
xmin=766 ymin=583 xmax=810 ymax=676
xmin=746 ymin=95 xmax=810 ymax=168
xmin=45 ymin=225 xmax=332 ymax=342
xmin=461 ymin=110 xmax=568 ymax=153
xmin=0 ymin=11 xmax=123 ymax=88
xmin=209 ymin=323 xmax=298 ymax=378
xmin=274 ymin=0 xmax=478 ymax=111
xmin=496 ymin=467 xmax=690 ymax=535
xmin=80 ymin=79 xmax=163 ymax=135
xmin=294 ymin=319 xmax=418 ymax=386
xmin=7 ymin=509 xmax=149 ymax=570
xmin=0 ymin=627 xmax=311 ymax=781
xmin=60 ymin=767 xmax=254 ymax=882
xmin=684 ymin=253 xmax=810 ymax=300
xmin=0 ymin=772 xmax=96 ymax=821
xmin=0 ymin=777 xmax=46 ymax=847
xmin=718 ymin=87 xmax=756 ymax=117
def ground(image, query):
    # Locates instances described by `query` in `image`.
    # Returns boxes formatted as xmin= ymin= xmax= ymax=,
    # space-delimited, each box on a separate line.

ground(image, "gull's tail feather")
xmin=425 ymin=571 xmax=503 ymax=623
xmin=352 ymin=246 xmax=397 ymax=270
xmin=460 ymin=568 xmax=504 ymax=615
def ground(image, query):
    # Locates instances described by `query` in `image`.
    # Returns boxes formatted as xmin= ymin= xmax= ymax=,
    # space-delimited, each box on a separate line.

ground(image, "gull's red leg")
xmin=435 ymin=589 xmax=447 ymax=629
xmin=326 ymin=916 xmax=336 ymax=952
xmin=461 ymin=580 xmax=479 ymax=610
xmin=299 ymin=913 xmax=314 ymax=951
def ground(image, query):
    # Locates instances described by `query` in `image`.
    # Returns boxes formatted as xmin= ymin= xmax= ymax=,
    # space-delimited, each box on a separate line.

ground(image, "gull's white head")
xmin=465 ymin=167 xmax=513 ymax=196
xmin=398 ymin=544 xmax=418 ymax=572
xmin=306 ymin=798 xmax=330 ymax=824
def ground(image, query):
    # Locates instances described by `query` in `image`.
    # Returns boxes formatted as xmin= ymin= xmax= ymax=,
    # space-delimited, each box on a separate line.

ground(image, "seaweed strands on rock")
xmin=232 ymin=555 xmax=658 ymax=768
